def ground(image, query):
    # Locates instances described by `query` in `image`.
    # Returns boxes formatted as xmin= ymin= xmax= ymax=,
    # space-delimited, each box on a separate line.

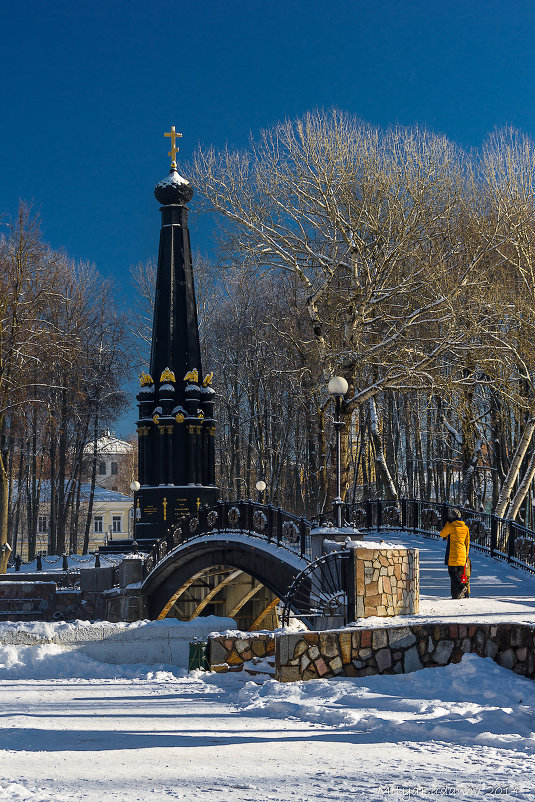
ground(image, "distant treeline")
xmin=0 ymin=205 xmax=132 ymax=563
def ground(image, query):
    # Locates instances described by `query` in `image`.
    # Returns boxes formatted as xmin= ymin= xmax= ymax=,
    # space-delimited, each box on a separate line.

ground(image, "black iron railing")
xmin=140 ymin=496 xmax=535 ymax=581
xmin=13 ymin=495 xmax=533 ymax=585
xmin=329 ymin=498 xmax=535 ymax=575
xmin=141 ymin=499 xmax=312 ymax=579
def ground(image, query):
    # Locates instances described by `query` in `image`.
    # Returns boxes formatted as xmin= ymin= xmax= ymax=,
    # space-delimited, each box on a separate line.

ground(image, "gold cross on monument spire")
xmin=164 ymin=126 xmax=182 ymax=168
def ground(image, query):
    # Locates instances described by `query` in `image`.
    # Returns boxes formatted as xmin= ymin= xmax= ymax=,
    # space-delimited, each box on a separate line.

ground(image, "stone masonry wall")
xmin=354 ymin=547 xmax=419 ymax=618
xmin=0 ymin=582 xmax=104 ymax=622
xmin=275 ymin=623 xmax=535 ymax=682
xmin=209 ymin=633 xmax=275 ymax=673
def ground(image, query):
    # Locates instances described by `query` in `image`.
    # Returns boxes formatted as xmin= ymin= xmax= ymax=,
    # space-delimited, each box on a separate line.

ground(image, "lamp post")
xmin=129 ymin=481 xmax=140 ymax=536
xmin=328 ymin=376 xmax=349 ymax=528
xmin=255 ymin=479 xmax=267 ymax=504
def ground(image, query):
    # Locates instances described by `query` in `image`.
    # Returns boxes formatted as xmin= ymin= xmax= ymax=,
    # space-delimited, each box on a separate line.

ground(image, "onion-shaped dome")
xmin=154 ymin=166 xmax=194 ymax=205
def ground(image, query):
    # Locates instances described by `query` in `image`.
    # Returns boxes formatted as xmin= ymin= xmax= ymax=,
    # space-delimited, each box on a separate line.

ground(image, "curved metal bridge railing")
xmin=11 ymin=497 xmax=535 ymax=584
xmin=332 ymin=498 xmax=535 ymax=575
xmin=141 ymin=496 xmax=535 ymax=581
xmin=141 ymin=499 xmax=313 ymax=579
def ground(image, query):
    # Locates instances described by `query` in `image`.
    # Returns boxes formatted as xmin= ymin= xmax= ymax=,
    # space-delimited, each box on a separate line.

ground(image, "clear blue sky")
xmin=1 ymin=0 xmax=534 ymax=432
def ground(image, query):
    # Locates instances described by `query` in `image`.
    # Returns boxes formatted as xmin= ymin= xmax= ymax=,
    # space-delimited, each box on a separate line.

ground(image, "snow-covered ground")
xmin=1 ymin=530 xmax=535 ymax=801
xmin=0 ymin=652 xmax=534 ymax=801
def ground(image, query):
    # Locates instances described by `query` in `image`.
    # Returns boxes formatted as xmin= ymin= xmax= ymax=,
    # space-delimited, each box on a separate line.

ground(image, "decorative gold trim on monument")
xmin=175 ymin=412 xmax=185 ymax=423
xmin=140 ymin=371 xmax=154 ymax=387
xmin=202 ymin=372 xmax=213 ymax=387
xmin=184 ymin=368 xmax=199 ymax=383
xmin=160 ymin=367 xmax=176 ymax=383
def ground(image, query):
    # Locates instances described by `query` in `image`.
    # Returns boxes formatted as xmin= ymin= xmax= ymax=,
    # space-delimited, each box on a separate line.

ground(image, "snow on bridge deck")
xmin=364 ymin=528 xmax=535 ymax=628
xmin=6 ymin=526 xmax=535 ymax=628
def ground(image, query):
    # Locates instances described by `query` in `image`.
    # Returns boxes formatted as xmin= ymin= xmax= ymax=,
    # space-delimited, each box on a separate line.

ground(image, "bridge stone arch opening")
xmin=156 ymin=565 xmax=279 ymax=631
xmin=142 ymin=533 xmax=307 ymax=631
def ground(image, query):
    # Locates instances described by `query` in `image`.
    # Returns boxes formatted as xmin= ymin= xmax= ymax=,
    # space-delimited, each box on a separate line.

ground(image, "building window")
xmin=112 ymin=515 xmax=122 ymax=533
xmin=98 ymin=461 xmax=106 ymax=475
xmin=111 ymin=461 xmax=118 ymax=475
xmin=38 ymin=515 xmax=48 ymax=534
xmin=94 ymin=516 xmax=103 ymax=533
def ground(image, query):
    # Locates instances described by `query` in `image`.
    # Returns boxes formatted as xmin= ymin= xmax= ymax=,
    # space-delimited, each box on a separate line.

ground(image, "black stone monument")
xmin=133 ymin=133 xmax=218 ymax=544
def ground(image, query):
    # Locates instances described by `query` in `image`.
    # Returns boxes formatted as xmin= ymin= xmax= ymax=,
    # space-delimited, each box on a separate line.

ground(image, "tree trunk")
xmin=368 ymin=397 xmax=399 ymax=503
xmin=495 ymin=417 xmax=535 ymax=517
xmin=83 ymin=409 xmax=99 ymax=555
xmin=507 ymin=447 xmax=535 ymax=520
xmin=490 ymin=390 xmax=503 ymax=511
xmin=56 ymin=386 xmax=68 ymax=555
xmin=0 ymin=453 xmax=11 ymax=573
xmin=317 ymin=405 xmax=327 ymax=508
xmin=48 ymin=422 xmax=57 ymax=555
xmin=12 ymin=441 xmax=24 ymax=558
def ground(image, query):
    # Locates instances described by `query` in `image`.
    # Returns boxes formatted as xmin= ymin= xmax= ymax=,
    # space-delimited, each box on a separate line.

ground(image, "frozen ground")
xmin=0 ymin=651 xmax=534 ymax=801
xmin=0 ymin=530 xmax=534 ymax=801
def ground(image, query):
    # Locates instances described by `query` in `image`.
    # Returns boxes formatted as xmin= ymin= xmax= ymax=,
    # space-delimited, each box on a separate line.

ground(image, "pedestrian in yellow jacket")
xmin=439 ymin=508 xmax=470 ymax=599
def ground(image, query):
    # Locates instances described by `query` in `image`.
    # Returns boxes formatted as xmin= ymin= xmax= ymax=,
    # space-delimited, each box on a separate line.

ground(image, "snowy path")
xmin=0 ymin=656 xmax=534 ymax=802
xmin=369 ymin=529 xmax=535 ymax=625
xmin=1 ymin=532 xmax=535 ymax=800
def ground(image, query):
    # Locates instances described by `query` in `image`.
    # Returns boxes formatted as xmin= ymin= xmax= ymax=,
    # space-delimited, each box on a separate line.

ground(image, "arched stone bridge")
xmin=142 ymin=531 xmax=308 ymax=624
xmin=102 ymin=497 xmax=535 ymax=628
xmin=136 ymin=500 xmax=312 ymax=628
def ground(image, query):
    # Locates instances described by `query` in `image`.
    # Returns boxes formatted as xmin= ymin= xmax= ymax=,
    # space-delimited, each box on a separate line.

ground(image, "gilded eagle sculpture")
xmin=160 ymin=367 xmax=176 ymax=383
xmin=140 ymin=371 xmax=154 ymax=387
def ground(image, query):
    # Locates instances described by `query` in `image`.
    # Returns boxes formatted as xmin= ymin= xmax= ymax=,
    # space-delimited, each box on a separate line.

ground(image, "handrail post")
xmin=412 ymin=499 xmax=419 ymax=533
xmin=345 ymin=551 xmax=357 ymax=625
xmin=199 ymin=504 xmax=207 ymax=534
xmin=366 ymin=498 xmax=372 ymax=530
xmin=490 ymin=515 xmax=497 ymax=557
xmin=267 ymin=503 xmax=274 ymax=542
xmin=299 ymin=518 xmax=307 ymax=558
xmin=441 ymin=502 xmax=448 ymax=527
xmin=377 ymin=499 xmax=382 ymax=531
xmin=508 ymin=520 xmax=515 ymax=562
xmin=277 ymin=507 xmax=282 ymax=546
xmin=401 ymin=498 xmax=407 ymax=530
